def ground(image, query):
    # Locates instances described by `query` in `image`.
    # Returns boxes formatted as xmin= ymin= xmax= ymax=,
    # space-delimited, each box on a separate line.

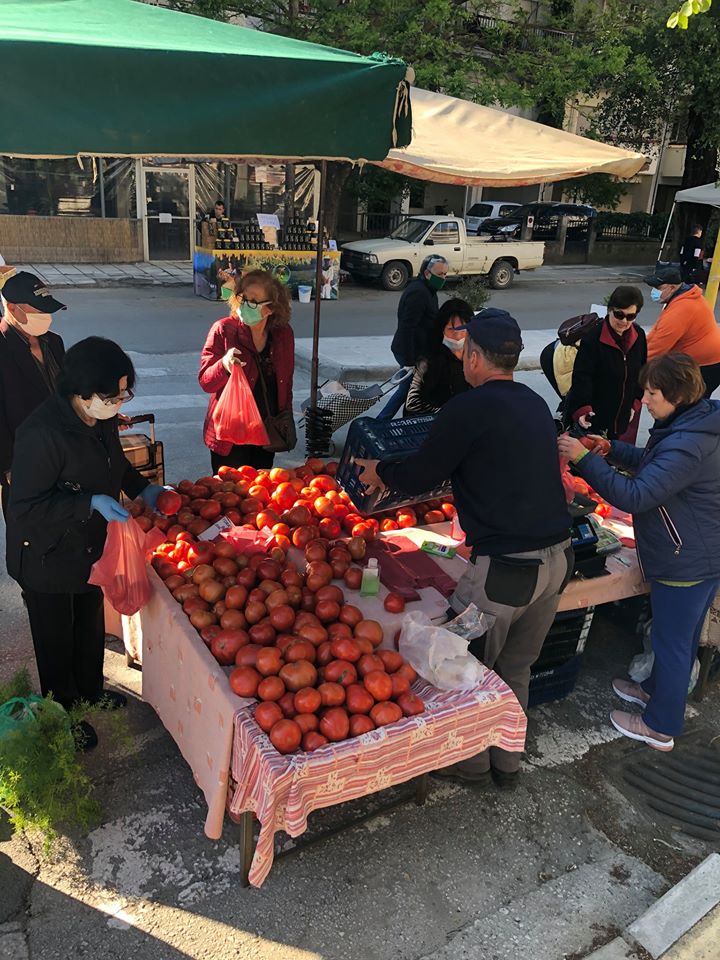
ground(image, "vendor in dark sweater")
xmin=356 ymin=309 xmax=572 ymax=789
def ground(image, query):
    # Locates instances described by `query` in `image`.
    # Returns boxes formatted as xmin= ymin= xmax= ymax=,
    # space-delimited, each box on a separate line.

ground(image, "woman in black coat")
xmin=566 ymin=285 xmax=647 ymax=439
xmin=6 ymin=338 xmax=163 ymax=749
xmin=404 ymin=297 xmax=473 ymax=415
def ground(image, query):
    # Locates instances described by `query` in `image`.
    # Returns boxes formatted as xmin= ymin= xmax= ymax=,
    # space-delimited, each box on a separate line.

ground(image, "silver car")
xmin=464 ymin=201 xmax=521 ymax=234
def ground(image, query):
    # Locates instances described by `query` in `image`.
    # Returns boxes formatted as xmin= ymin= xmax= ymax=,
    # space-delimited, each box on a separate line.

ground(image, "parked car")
xmin=340 ymin=216 xmax=545 ymax=291
xmin=479 ymin=201 xmax=597 ymax=240
xmin=464 ymin=200 xmax=521 ymax=234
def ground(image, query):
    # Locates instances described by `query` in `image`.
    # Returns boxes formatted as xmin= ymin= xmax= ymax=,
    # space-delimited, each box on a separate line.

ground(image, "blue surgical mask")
xmin=238 ymin=302 xmax=264 ymax=326
xmin=443 ymin=335 xmax=465 ymax=353
xmin=650 ymin=288 xmax=662 ymax=303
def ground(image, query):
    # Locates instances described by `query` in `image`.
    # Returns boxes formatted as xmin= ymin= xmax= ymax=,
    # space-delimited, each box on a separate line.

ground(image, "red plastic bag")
xmin=212 ymin=364 xmax=269 ymax=446
xmin=559 ymin=455 xmax=576 ymax=504
xmin=89 ymin=519 xmax=164 ymax=615
xmin=219 ymin=524 xmax=275 ymax=556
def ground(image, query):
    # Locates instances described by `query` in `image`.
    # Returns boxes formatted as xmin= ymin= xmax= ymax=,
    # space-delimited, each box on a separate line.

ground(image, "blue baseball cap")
xmin=459 ymin=308 xmax=524 ymax=356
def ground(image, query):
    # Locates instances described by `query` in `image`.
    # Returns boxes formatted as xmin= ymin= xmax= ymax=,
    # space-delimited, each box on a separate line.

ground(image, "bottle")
xmin=360 ymin=558 xmax=380 ymax=598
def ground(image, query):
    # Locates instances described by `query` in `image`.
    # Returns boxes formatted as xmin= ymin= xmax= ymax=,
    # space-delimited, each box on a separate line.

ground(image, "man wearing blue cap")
xmin=357 ymin=308 xmax=572 ymax=789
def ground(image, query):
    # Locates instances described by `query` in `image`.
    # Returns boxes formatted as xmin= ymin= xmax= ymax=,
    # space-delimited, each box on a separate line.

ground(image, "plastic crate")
xmin=336 ymin=415 xmax=452 ymax=513
xmin=528 ymin=654 xmax=583 ymax=708
xmin=533 ymin=607 xmax=595 ymax=671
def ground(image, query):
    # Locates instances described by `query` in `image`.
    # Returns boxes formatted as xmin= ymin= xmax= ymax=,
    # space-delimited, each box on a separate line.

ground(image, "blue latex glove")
xmin=140 ymin=484 xmax=166 ymax=511
xmin=90 ymin=494 xmax=129 ymax=523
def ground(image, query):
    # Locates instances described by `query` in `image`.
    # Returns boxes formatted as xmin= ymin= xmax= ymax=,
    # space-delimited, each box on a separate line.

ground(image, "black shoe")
xmin=491 ymin=769 xmax=519 ymax=791
xmin=97 ymin=690 xmax=128 ymax=710
xmin=431 ymin=765 xmax=493 ymax=789
xmin=74 ymin=720 xmax=98 ymax=752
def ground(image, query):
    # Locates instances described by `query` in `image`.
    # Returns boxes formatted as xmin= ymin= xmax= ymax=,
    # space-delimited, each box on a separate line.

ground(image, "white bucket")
xmin=298 ymin=285 xmax=312 ymax=303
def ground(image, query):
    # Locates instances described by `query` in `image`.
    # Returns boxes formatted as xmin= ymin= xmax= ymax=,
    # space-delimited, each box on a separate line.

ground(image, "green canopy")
xmin=0 ymin=0 xmax=412 ymax=161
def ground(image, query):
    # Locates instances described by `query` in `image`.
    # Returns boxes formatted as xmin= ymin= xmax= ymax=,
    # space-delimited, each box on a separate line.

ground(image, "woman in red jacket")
xmin=199 ymin=270 xmax=294 ymax=472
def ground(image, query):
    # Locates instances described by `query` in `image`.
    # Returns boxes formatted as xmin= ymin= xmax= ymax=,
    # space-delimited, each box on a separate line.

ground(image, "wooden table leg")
xmin=239 ymin=811 xmax=256 ymax=888
xmin=693 ymin=646 xmax=715 ymax=703
xmin=415 ymin=773 xmax=429 ymax=806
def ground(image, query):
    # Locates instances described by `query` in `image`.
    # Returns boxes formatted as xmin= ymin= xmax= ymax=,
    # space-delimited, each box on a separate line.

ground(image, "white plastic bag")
xmin=398 ymin=605 xmax=495 ymax=690
xmin=628 ymin=617 xmax=700 ymax=693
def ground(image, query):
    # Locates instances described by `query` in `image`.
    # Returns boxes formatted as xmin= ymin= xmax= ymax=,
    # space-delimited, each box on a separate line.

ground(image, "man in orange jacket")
xmin=645 ymin=267 xmax=720 ymax=397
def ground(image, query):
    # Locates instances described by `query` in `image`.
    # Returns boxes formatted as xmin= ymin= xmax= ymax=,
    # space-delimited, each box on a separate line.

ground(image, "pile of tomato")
xmin=137 ymin=459 xmax=432 ymax=755
xmin=569 ymin=475 xmax=612 ymax=519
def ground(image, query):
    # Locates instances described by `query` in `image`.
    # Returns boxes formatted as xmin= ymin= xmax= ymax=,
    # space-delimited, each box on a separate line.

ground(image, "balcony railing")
xmin=470 ymin=13 xmax=577 ymax=47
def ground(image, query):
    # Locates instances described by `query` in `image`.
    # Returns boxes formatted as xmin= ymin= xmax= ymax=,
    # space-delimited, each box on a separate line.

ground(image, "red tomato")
xmin=396 ymin=509 xmax=417 ymax=529
xmin=269 ymin=719 xmax=302 ymax=754
xmin=211 ymin=629 xmax=248 ymax=665
xmin=255 ymin=647 xmax=284 ymax=677
xmin=324 ymin=659 xmax=358 ymax=687
xmin=358 ymin=653 xmax=385 ymax=677
xmin=329 ymin=637 xmax=362 ymax=663
xmin=395 ymin=662 xmax=418 ymax=684
xmin=295 ymin=713 xmax=319 ymax=735
xmin=318 ymin=682 xmax=345 ymax=707
xmin=351 ymin=521 xmax=376 ymax=542
xmin=229 ymin=666 xmax=261 ymax=698
xmin=380 ymin=518 xmax=400 ymax=532
xmin=345 ymin=683 xmax=374 ymax=715
xmin=344 ymin=567 xmax=363 ymax=591
xmin=370 ymin=701 xmax=403 ymax=726
xmin=378 ymin=649 xmax=404 ymax=673
xmin=383 ymin=592 xmax=406 ymax=614
xmin=257 ymin=676 xmax=286 ymax=702
xmin=254 ymin=701 xmax=283 ymax=733
xmin=354 ymin=619 xmax=384 ymax=648
xmin=363 ymin=670 xmax=393 ymax=702
xmin=235 ymin=643 xmax=261 ymax=667
xmin=285 ymin=639 xmax=316 ymax=664
xmin=397 ymin=691 xmax=425 ymax=716
xmin=319 ymin=707 xmax=350 ymax=742
xmin=302 ymin=732 xmax=329 ymax=752
xmin=315 ymin=599 xmax=341 ymax=624
xmin=390 ymin=673 xmax=411 ymax=698
xmin=279 ymin=660 xmax=318 ymax=692
xmin=316 ymin=640 xmax=334 ymax=666
xmin=268 ymin=604 xmax=296 ymax=632
xmin=156 ymin=489 xmax=182 ymax=516
xmin=349 ymin=714 xmax=375 ymax=737
xmin=594 ymin=502 xmax=612 ymax=518
xmin=278 ymin=691 xmax=297 ymax=718
xmin=294 ymin=687 xmax=322 ymax=714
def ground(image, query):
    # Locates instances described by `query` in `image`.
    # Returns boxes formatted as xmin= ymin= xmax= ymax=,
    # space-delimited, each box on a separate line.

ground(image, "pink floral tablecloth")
xmin=228 ymin=671 xmax=526 ymax=887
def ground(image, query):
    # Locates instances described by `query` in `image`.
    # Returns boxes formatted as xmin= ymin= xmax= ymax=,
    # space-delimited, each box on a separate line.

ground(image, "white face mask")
xmin=11 ymin=309 xmax=53 ymax=337
xmin=443 ymin=335 xmax=466 ymax=354
xmin=83 ymin=395 xmax=123 ymax=420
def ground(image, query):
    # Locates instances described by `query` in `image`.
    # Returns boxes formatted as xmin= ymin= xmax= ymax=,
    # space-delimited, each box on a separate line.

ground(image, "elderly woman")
xmin=199 ymin=269 xmax=294 ymax=472
xmin=6 ymin=337 xmax=164 ymax=749
xmin=558 ymin=353 xmax=720 ymax=752
xmin=404 ymin=297 xmax=473 ymax=416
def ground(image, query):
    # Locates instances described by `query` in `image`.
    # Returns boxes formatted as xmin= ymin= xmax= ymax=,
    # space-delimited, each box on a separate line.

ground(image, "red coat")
xmin=199 ymin=316 xmax=295 ymax=455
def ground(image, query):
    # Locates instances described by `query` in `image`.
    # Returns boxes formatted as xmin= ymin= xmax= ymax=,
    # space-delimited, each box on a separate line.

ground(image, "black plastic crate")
xmin=336 ymin=415 xmax=452 ymax=513
xmin=528 ymin=654 xmax=583 ymax=708
xmin=534 ymin=607 xmax=595 ymax=671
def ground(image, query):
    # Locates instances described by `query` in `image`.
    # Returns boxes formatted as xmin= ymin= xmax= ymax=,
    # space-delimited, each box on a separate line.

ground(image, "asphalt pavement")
xmin=1 ymin=271 xmax=719 ymax=960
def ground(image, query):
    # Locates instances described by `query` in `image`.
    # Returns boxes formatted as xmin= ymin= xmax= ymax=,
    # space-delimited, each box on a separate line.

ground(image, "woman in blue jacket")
xmin=558 ymin=353 xmax=720 ymax=752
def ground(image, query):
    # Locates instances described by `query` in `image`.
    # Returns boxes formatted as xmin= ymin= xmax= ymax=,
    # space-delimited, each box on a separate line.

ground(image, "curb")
xmin=49 ymin=277 xmax=191 ymax=289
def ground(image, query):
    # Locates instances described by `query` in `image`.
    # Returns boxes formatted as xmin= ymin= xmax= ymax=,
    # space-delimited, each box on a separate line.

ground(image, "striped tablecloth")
xmin=227 ymin=670 xmax=526 ymax=888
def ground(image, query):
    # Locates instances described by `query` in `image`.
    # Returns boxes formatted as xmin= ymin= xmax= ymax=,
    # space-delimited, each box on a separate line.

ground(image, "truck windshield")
xmin=389 ymin=219 xmax=433 ymax=242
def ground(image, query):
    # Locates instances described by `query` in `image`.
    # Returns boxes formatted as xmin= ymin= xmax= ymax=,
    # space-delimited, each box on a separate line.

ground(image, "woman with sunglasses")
xmin=199 ymin=269 xmax=294 ymax=472
xmin=565 ymin=286 xmax=647 ymax=439
xmin=5 ymin=337 xmax=164 ymax=749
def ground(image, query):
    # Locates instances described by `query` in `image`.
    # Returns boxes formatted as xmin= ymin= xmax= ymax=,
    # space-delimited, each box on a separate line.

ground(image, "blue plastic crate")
xmin=528 ymin=654 xmax=583 ymax=708
xmin=336 ymin=415 xmax=452 ymax=514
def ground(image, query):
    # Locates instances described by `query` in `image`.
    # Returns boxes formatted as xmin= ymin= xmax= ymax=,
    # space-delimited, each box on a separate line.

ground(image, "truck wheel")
xmin=381 ymin=261 xmax=410 ymax=291
xmin=489 ymin=260 xmax=514 ymax=290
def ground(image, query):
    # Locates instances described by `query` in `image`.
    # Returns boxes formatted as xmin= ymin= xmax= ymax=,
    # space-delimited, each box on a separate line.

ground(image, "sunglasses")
xmin=611 ymin=308 xmax=638 ymax=322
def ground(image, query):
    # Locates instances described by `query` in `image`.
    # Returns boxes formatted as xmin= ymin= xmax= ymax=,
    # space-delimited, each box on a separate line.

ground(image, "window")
xmin=0 ymin=157 xmax=136 ymax=218
xmin=428 ymin=221 xmax=460 ymax=244
xmin=467 ymin=203 xmax=493 ymax=217
xmin=499 ymin=204 xmax=519 ymax=217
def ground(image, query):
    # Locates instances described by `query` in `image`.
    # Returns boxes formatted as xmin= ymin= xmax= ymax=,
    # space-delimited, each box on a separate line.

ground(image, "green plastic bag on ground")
xmin=0 ymin=696 xmax=64 ymax=740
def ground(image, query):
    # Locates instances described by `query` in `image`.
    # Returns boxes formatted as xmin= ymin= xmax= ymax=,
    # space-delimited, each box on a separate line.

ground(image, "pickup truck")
xmin=340 ymin=215 xmax=545 ymax=291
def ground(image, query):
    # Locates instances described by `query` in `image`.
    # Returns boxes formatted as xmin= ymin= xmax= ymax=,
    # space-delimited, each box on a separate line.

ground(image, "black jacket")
xmin=379 ymin=380 xmax=570 ymax=555
xmin=566 ymin=319 xmax=647 ymax=439
xmin=6 ymin=394 xmax=148 ymax=593
xmin=405 ymin=351 xmax=470 ymax=415
xmin=0 ymin=319 xmax=65 ymax=474
xmin=391 ymin=277 xmax=439 ymax=366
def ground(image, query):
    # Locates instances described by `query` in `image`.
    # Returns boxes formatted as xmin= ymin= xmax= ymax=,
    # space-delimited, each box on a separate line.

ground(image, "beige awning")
xmin=376 ymin=87 xmax=646 ymax=186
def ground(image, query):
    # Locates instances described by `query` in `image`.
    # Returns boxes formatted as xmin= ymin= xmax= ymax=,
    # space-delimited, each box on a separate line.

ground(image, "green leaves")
xmin=667 ymin=0 xmax=712 ymax=28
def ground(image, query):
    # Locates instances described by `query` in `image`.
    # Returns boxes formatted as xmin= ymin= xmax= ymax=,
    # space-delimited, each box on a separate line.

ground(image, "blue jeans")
xmin=642 ymin=578 xmax=720 ymax=736
xmin=376 ymin=376 xmax=411 ymax=420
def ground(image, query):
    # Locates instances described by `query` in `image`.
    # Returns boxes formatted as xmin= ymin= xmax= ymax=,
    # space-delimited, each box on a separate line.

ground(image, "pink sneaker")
xmin=612 ymin=678 xmax=650 ymax=708
xmin=610 ymin=710 xmax=674 ymax=752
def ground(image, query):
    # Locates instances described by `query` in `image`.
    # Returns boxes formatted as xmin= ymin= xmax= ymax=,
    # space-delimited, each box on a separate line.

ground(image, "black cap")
xmin=458 ymin=307 xmax=524 ymax=356
xmin=1 ymin=272 xmax=66 ymax=312
xmin=644 ymin=266 xmax=682 ymax=288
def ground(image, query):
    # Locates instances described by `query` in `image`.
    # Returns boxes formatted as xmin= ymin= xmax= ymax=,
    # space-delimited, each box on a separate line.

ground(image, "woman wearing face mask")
xmin=0 ymin=271 xmax=67 ymax=519
xmin=565 ymin=286 xmax=647 ymax=439
xmin=199 ymin=269 xmax=294 ymax=472
xmin=404 ymin=298 xmax=473 ymax=415
xmin=6 ymin=337 xmax=163 ymax=750
xmin=558 ymin=354 xmax=720 ymax=753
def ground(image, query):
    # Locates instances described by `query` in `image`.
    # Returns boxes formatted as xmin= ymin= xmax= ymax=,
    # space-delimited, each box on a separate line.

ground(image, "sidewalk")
xmin=9 ymin=261 xmax=191 ymax=287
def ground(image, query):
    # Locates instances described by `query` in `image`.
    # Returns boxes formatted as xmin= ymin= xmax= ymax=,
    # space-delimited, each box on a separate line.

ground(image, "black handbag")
xmin=255 ymin=358 xmax=297 ymax=453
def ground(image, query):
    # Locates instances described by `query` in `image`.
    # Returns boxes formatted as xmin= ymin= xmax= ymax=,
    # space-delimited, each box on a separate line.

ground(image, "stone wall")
xmin=543 ymin=238 xmax=658 ymax=267
xmin=0 ymin=216 xmax=143 ymax=263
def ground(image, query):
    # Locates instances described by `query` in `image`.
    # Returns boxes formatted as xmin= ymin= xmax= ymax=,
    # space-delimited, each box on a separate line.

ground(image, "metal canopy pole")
xmin=310 ymin=159 xmax=328 ymax=410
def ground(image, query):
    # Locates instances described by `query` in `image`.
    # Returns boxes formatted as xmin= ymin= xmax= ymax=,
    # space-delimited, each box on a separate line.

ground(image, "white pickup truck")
xmin=340 ymin=215 xmax=545 ymax=291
